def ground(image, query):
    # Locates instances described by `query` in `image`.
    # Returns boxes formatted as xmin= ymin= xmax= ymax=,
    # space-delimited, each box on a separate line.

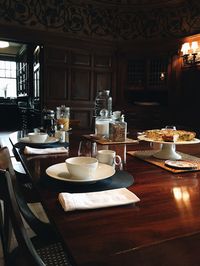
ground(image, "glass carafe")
xmin=42 ymin=109 xmax=55 ymax=135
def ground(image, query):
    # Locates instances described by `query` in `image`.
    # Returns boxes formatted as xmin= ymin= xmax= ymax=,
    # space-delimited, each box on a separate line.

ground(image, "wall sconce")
xmin=160 ymin=72 xmax=165 ymax=81
xmin=181 ymin=41 xmax=200 ymax=66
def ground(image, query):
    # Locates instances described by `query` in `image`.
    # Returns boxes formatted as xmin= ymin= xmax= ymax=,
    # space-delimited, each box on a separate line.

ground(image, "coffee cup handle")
xmin=114 ymin=155 xmax=122 ymax=167
xmin=114 ymin=155 xmax=123 ymax=170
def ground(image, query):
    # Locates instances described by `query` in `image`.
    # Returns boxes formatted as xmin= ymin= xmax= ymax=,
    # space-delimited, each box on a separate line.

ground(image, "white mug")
xmin=97 ymin=150 xmax=122 ymax=169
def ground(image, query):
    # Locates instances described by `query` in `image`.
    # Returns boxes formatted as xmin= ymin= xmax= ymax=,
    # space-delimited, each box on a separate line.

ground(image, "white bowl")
xmin=28 ymin=132 xmax=48 ymax=143
xmin=65 ymin=157 xmax=98 ymax=180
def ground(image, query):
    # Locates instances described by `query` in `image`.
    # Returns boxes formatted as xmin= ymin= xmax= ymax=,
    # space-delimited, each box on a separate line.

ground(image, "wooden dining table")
xmin=9 ymin=130 xmax=200 ymax=266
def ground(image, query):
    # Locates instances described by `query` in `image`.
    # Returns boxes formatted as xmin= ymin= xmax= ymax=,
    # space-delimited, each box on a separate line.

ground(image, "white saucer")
xmin=46 ymin=162 xmax=115 ymax=183
xmin=19 ymin=136 xmax=59 ymax=144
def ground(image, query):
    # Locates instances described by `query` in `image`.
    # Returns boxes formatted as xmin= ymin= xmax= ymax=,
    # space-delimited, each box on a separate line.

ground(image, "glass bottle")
xmin=108 ymin=95 xmax=112 ymax=118
xmin=94 ymin=90 xmax=111 ymax=118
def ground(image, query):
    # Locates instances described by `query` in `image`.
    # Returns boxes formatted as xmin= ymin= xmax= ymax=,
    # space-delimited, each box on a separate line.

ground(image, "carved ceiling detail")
xmin=78 ymin=0 xmax=185 ymax=8
xmin=0 ymin=0 xmax=199 ymax=40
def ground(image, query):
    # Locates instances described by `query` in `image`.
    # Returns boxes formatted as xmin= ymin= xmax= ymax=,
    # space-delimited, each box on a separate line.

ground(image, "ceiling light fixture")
xmin=0 ymin=41 xmax=9 ymax=48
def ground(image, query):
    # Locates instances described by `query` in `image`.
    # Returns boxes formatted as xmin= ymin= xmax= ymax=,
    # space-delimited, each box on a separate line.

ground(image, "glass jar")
xmin=95 ymin=109 xmax=111 ymax=138
xmin=109 ymin=112 xmax=127 ymax=142
xmin=56 ymin=106 xmax=70 ymax=131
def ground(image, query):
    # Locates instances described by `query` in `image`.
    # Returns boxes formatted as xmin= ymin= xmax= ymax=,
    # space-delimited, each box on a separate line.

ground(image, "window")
xmin=0 ymin=60 xmax=16 ymax=98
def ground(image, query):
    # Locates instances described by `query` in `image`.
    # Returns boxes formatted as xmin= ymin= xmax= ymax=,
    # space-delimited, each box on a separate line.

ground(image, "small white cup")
xmin=97 ymin=150 xmax=122 ymax=169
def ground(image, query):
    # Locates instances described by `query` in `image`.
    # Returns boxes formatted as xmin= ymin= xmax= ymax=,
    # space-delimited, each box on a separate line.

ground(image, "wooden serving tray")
xmin=83 ymin=135 xmax=138 ymax=145
xmin=128 ymin=150 xmax=200 ymax=173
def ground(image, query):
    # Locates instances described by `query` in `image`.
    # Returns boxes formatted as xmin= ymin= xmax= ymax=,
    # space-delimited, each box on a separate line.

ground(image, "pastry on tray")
xmin=144 ymin=129 xmax=196 ymax=142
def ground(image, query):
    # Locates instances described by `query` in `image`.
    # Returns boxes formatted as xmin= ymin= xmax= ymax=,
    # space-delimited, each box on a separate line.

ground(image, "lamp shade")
xmin=0 ymin=41 xmax=9 ymax=48
xmin=181 ymin=43 xmax=190 ymax=55
xmin=191 ymin=41 xmax=198 ymax=53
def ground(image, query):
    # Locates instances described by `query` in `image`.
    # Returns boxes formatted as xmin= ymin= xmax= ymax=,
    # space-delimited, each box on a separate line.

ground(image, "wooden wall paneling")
xmin=46 ymin=47 xmax=68 ymax=63
xmin=116 ymin=54 xmax=127 ymax=108
xmin=93 ymin=53 xmax=115 ymax=103
xmin=44 ymin=46 xmax=68 ymax=106
xmin=43 ymin=45 xmax=116 ymax=129
xmin=94 ymin=71 xmax=112 ymax=94
xmin=181 ymin=68 xmax=200 ymax=107
xmin=94 ymin=54 xmax=111 ymax=68
xmin=72 ymin=109 xmax=92 ymax=129
xmin=177 ymin=67 xmax=200 ymax=130
xmin=71 ymin=68 xmax=91 ymax=101
xmin=71 ymin=52 xmax=91 ymax=66
xmin=70 ymin=50 xmax=94 ymax=104
xmin=45 ymin=65 xmax=68 ymax=100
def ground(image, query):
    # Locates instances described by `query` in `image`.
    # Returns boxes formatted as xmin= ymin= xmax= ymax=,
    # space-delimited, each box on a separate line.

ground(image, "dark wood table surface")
xmin=9 ymin=130 xmax=200 ymax=266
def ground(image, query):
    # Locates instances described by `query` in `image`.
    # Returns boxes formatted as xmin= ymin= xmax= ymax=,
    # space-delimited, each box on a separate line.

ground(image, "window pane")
xmin=6 ymin=70 xmax=11 ymax=77
xmin=7 ymin=79 xmax=17 ymax=98
xmin=11 ymin=69 xmax=16 ymax=78
xmin=0 ymin=70 xmax=5 ymax=77
xmin=0 ymin=60 xmax=17 ymax=98
xmin=5 ymin=61 xmax=10 ymax=69
xmin=0 ymin=61 xmax=4 ymax=69
xmin=11 ymin=61 xmax=16 ymax=70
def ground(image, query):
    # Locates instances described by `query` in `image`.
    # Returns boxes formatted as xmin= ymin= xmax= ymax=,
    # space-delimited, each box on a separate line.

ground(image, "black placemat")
xmin=15 ymin=141 xmax=69 ymax=149
xmin=44 ymin=170 xmax=134 ymax=193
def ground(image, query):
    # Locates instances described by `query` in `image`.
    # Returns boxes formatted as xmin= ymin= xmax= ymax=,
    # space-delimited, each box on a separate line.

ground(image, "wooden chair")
xmin=0 ymin=147 xmax=51 ymax=236
xmin=0 ymin=147 xmax=74 ymax=265
xmin=0 ymin=135 xmax=41 ymax=204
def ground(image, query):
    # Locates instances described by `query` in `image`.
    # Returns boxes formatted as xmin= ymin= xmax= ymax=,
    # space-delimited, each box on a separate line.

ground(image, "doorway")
xmin=0 ymin=39 xmax=43 ymax=131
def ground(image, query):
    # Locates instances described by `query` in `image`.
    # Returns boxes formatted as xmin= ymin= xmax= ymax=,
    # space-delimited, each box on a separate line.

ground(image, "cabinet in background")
xmin=124 ymin=57 xmax=169 ymax=106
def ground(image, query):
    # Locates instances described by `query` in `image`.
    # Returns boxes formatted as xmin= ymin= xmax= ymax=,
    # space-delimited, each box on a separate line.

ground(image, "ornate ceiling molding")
xmin=78 ymin=0 xmax=185 ymax=8
xmin=0 ymin=0 xmax=199 ymax=41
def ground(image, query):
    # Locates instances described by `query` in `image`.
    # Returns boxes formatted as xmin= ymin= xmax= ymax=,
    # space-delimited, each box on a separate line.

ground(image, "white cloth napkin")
xmin=58 ymin=188 xmax=140 ymax=212
xmin=24 ymin=146 xmax=68 ymax=155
